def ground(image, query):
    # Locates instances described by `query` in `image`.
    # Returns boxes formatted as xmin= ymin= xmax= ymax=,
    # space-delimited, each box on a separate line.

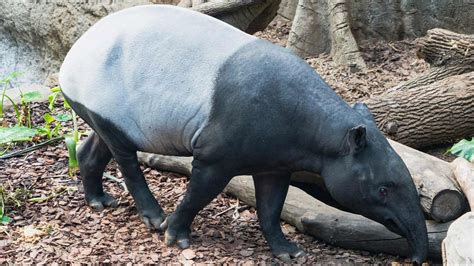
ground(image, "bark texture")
xmin=365 ymin=72 xmax=474 ymax=149
xmin=328 ymin=0 xmax=366 ymax=70
xmin=442 ymin=212 xmax=474 ymax=265
xmin=451 ymin=158 xmax=474 ymax=210
xmin=277 ymin=0 xmax=297 ymax=20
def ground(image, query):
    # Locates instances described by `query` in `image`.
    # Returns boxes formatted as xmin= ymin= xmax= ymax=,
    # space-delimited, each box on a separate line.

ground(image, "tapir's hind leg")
xmin=252 ymin=172 xmax=305 ymax=262
xmin=77 ymin=132 xmax=118 ymax=211
xmin=110 ymin=148 xmax=166 ymax=231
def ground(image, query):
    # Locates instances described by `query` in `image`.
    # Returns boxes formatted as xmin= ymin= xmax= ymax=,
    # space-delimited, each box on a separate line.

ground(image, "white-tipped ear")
xmin=340 ymin=125 xmax=367 ymax=155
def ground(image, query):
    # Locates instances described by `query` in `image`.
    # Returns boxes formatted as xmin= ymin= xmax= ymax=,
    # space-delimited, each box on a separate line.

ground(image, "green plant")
xmin=1 ymin=72 xmax=21 ymax=125
xmin=449 ymin=138 xmax=474 ymax=162
xmin=0 ymin=126 xmax=38 ymax=145
xmin=48 ymin=87 xmax=79 ymax=176
xmin=19 ymin=90 xmax=42 ymax=128
xmin=0 ymin=186 xmax=11 ymax=224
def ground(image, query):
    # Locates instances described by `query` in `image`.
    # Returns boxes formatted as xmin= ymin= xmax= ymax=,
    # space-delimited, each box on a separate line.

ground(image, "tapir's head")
xmin=320 ymin=103 xmax=428 ymax=263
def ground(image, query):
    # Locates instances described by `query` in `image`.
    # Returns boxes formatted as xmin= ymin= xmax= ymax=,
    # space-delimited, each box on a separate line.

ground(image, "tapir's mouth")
xmin=384 ymin=217 xmax=404 ymax=237
xmin=384 ymin=216 xmax=428 ymax=263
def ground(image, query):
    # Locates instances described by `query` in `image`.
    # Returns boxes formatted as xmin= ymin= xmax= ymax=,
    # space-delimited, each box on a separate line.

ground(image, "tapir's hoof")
xmin=87 ymin=193 xmax=119 ymax=211
xmin=140 ymin=210 xmax=166 ymax=232
xmin=276 ymin=253 xmax=292 ymax=263
xmin=274 ymin=247 xmax=306 ymax=262
xmin=162 ymin=218 xmax=191 ymax=248
xmin=164 ymin=230 xmax=191 ymax=248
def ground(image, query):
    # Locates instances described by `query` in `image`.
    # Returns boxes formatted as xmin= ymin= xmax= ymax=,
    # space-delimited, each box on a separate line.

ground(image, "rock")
xmin=181 ymin=248 xmax=196 ymax=260
xmin=0 ymin=1 xmax=153 ymax=84
xmin=44 ymin=73 xmax=59 ymax=88
xmin=442 ymin=212 xmax=474 ymax=265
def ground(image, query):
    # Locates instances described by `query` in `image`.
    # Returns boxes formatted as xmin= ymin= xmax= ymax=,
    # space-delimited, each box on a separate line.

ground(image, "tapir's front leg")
xmin=161 ymin=162 xmax=232 ymax=249
xmin=253 ymin=172 xmax=305 ymax=262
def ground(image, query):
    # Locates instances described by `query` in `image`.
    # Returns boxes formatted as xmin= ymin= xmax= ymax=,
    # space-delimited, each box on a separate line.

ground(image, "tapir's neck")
xmin=293 ymin=75 xmax=365 ymax=160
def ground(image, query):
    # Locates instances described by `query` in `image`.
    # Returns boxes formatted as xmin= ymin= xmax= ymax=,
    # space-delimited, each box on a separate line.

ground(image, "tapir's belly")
xmin=59 ymin=5 xmax=256 ymax=155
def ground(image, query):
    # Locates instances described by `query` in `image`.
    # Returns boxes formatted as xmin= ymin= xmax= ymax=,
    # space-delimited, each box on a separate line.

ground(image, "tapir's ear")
xmin=352 ymin=102 xmax=376 ymax=126
xmin=340 ymin=125 xmax=367 ymax=155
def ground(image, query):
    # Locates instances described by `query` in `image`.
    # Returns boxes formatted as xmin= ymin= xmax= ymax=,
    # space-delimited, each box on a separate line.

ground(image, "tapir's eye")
xmin=379 ymin=186 xmax=388 ymax=197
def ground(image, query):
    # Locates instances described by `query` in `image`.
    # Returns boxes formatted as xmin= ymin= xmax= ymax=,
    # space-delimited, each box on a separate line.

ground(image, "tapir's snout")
xmin=406 ymin=214 xmax=429 ymax=264
xmin=381 ymin=194 xmax=429 ymax=264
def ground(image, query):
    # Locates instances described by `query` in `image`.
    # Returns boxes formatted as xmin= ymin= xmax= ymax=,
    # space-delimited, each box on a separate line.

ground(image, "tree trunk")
xmin=441 ymin=212 xmax=474 ymax=265
xmin=277 ymin=0 xmax=297 ymax=20
xmin=287 ymin=0 xmax=331 ymax=57
xmin=225 ymin=175 xmax=450 ymax=259
xmin=327 ymin=0 xmax=366 ymax=71
xmin=137 ymin=139 xmax=468 ymax=223
xmin=287 ymin=0 xmax=366 ymax=70
xmin=451 ymin=158 xmax=474 ymax=210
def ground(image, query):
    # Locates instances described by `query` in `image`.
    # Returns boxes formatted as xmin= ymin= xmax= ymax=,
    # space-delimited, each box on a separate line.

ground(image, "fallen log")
xmin=365 ymin=29 xmax=474 ymax=148
xmin=226 ymin=175 xmax=450 ymax=259
xmin=365 ymin=72 xmax=474 ymax=149
xmin=441 ymin=212 xmax=474 ymax=265
xmin=451 ymin=158 xmax=474 ymax=210
xmin=137 ymin=139 xmax=467 ymax=222
xmin=388 ymin=140 xmax=467 ymax=222
xmin=417 ymin=28 xmax=474 ymax=68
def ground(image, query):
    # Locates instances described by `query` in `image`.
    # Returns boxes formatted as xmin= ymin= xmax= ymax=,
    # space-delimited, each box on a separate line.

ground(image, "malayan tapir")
xmin=59 ymin=5 xmax=429 ymax=262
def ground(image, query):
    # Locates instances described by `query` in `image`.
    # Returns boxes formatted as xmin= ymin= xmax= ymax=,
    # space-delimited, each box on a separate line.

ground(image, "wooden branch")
xmin=226 ymin=175 xmax=450 ymax=259
xmin=137 ymin=152 xmax=192 ymax=176
xmin=365 ymin=72 xmax=474 ymax=149
xmin=138 ymin=139 xmax=467 ymax=223
xmin=388 ymin=64 xmax=473 ymax=93
xmin=451 ymin=158 xmax=474 ymax=210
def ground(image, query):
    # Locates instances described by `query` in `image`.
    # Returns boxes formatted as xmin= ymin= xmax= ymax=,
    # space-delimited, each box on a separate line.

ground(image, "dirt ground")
xmin=1 ymin=16 xmax=444 ymax=264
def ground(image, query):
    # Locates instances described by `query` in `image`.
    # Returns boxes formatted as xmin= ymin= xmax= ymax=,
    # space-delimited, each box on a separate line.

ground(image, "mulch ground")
xmin=1 ymin=16 xmax=441 ymax=264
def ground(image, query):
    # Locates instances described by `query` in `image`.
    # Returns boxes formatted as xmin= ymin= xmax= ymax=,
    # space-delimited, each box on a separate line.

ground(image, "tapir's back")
xmin=60 ymin=5 xmax=256 ymax=155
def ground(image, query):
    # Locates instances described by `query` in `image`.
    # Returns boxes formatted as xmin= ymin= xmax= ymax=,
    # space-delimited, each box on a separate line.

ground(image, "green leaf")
xmin=2 ymin=72 xmax=22 ymax=85
xmin=0 ymin=127 xmax=38 ymax=144
xmin=55 ymin=113 xmax=72 ymax=122
xmin=48 ymin=92 xmax=59 ymax=110
xmin=63 ymin=98 xmax=71 ymax=109
xmin=449 ymin=138 xmax=474 ymax=162
xmin=53 ymin=123 xmax=61 ymax=137
xmin=1 ymin=215 xmax=11 ymax=224
xmin=65 ymin=136 xmax=78 ymax=176
xmin=22 ymin=91 xmax=42 ymax=103
xmin=43 ymin=113 xmax=55 ymax=124
xmin=50 ymin=87 xmax=61 ymax=93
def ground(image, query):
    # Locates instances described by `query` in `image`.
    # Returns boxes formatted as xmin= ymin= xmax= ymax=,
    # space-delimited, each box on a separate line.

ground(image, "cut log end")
xmin=431 ymin=189 xmax=467 ymax=223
